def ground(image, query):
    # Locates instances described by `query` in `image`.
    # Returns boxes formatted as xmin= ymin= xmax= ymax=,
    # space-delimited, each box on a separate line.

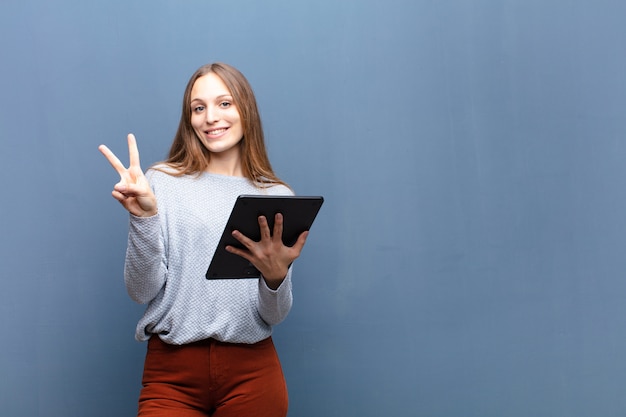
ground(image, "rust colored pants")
xmin=137 ymin=335 xmax=288 ymax=417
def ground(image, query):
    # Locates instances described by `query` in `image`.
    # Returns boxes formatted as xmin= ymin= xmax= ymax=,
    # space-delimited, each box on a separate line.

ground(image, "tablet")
xmin=205 ymin=195 xmax=324 ymax=279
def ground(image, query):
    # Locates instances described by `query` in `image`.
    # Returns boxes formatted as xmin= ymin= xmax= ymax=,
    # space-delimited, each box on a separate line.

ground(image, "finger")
xmin=113 ymin=182 xmax=133 ymax=195
xmin=272 ymin=213 xmax=284 ymax=242
xmin=127 ymin=134 xmax=142 ymax=170
xmin=225 ymin=245 xmax=253 ymax=262
xmin=111 ymin=189 xmax=129 ymax=203
xmin=258 ymin=215 xmax=271 ymax=240
xmin=114 ymin=180 xmax=151 ymax=197
xmin=98 ymin=144 xmax=127 ymax=176
xmin=291 ymin=230 xmax=309 ymax=252
xmin=232 ymin=229 xmax=255 ymax=249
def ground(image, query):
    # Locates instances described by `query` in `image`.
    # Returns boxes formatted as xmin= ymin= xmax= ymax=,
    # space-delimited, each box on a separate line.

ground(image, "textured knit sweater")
xmin=124 ymin=167 xmax=294 ymax=345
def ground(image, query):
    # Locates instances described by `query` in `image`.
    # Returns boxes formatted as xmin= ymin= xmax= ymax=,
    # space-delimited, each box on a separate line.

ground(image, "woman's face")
xmin=190 ymin=72 xmax=244 ymax=158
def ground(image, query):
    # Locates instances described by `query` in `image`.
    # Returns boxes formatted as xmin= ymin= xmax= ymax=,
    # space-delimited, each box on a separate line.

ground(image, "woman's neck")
xmin=205 ymin=151 xmax=243 ymax=177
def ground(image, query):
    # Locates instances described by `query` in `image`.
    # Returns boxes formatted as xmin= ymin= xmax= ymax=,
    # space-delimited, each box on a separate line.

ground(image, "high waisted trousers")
xmin=137 ymin=335 xmax=288 ymax=417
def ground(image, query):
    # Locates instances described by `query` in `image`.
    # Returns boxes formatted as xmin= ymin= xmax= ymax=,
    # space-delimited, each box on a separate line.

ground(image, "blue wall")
xmin=2 ymin=1 xmax=626 ymax=416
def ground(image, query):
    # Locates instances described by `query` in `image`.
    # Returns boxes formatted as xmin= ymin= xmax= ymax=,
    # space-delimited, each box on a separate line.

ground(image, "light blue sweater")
xmin=124 ymin=168 xmax=294 ymax=345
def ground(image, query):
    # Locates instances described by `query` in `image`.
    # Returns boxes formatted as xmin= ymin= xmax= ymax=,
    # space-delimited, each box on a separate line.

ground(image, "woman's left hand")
xmin=226 ymin=213 xmax=309 ymax=290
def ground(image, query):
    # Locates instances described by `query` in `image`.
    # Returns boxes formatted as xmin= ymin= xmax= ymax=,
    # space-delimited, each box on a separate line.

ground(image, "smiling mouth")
xmin=206 ymin=128 xmax=228 ymax=135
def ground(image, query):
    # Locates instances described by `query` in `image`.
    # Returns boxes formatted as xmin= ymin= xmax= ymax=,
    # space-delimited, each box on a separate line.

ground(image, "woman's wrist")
xmin=262 ymin=272 xmax=287 ymax=290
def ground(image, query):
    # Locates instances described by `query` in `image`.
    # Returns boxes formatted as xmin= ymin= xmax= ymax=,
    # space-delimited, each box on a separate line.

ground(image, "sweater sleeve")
xmin=257 ymin=267 xmax=293 ymax=325
xmin=124 ymin=213 xmax=167 ymax=304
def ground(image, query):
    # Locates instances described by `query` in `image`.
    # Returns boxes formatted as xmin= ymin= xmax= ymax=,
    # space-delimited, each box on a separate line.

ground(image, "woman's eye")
xmin=193 ymin=106 xmax=205 ymax=112
xmin=219 ymin=101 xmax=231 ymax=108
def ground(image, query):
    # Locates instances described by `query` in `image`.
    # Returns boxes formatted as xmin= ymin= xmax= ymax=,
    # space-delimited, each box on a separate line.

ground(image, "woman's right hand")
xmin=98 ymin=134 xmax=157 ymax=217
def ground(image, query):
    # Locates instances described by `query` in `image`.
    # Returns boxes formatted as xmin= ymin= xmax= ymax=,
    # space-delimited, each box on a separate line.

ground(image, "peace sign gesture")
xmin=98 ymin=134 xmax=157 ymax=217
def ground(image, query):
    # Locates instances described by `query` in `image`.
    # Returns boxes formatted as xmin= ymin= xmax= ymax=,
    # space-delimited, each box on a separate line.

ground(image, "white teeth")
xmin=207 ymin=128 xmax=227 ymax=135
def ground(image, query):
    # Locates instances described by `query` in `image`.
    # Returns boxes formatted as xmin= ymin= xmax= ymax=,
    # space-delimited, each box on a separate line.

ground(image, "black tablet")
xmin=205 ymin=195 xmax=324 ymax=279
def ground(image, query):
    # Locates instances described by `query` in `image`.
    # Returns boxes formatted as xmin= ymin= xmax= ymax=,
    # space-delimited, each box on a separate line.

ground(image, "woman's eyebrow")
xmin=191 ymin=94 xmax=232 ymax=102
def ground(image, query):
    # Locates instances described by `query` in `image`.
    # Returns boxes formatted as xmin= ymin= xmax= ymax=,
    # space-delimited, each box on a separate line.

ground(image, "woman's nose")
xmin=205 ymin=106 xmax=219 ymax=123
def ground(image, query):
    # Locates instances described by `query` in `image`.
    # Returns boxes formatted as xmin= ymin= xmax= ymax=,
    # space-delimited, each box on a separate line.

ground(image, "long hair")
xmin=160 ymin=62 xmax=286 ymax=187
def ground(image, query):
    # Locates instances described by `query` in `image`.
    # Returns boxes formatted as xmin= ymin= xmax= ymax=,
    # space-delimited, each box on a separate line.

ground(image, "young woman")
xmin=99 ymin=62 xmax=308 ymax=417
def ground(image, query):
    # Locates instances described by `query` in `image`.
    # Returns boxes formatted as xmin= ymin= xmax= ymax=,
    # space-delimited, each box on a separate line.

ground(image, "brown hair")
xmin=159 ymin=62 xmax=286 ymax=187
